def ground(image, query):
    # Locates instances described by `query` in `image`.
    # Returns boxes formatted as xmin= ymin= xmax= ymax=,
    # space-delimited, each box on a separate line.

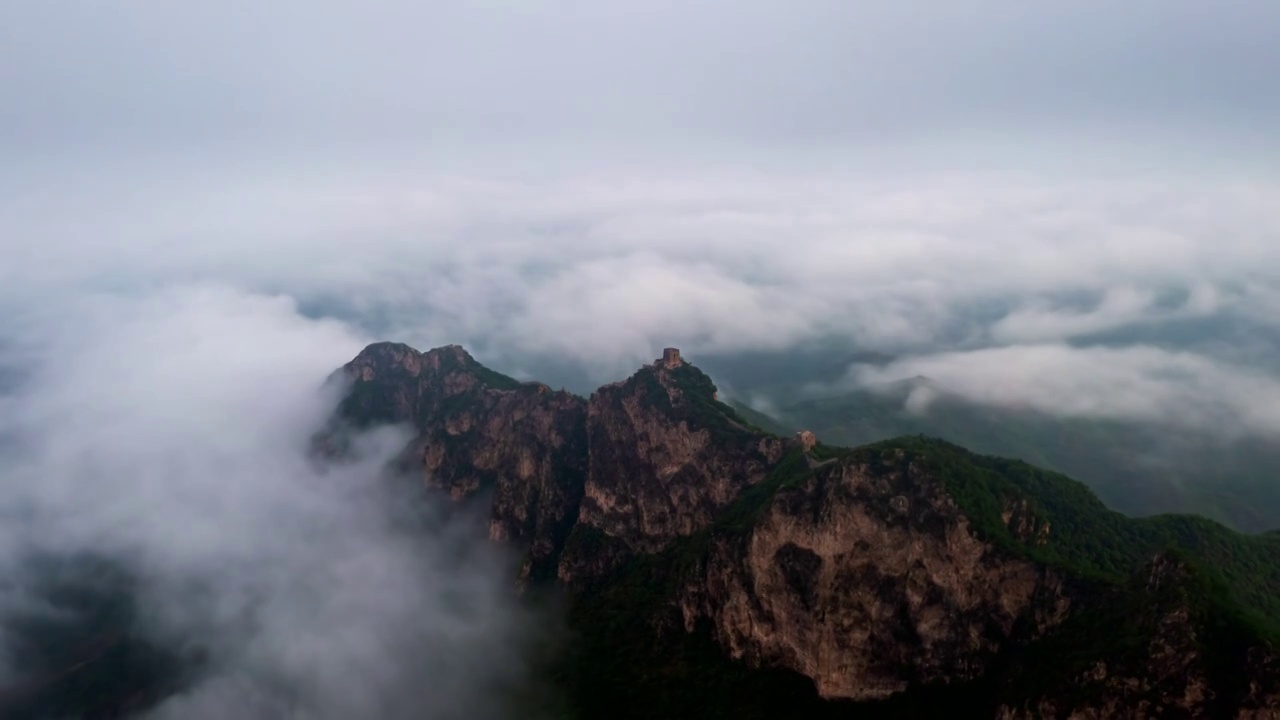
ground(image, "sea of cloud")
xmin=0 ymin=286 xmax=541 ymax=718
xmin=6 ymin=164 xmax=1280 ymax=429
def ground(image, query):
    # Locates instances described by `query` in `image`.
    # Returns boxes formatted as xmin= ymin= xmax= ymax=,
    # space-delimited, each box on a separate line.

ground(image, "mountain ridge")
xmin=3 ymin=341 xmax=1277 ymax=718
xmin=760 ymin=381 xmax=1280 ymax=533
xmin=322 ymin=341 xmax=1280 ymax=718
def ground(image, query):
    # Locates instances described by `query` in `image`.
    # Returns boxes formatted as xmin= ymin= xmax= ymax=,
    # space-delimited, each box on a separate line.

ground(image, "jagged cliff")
xmin=676 ymin=449 xmax=1075 ymax=701
xmin=323 ymin=341 xmax=588 ymax=582
xmin=559 ymin=349 xmax=788 ymax=585
xmin=323 ymin=342 xmax=789 ymax=585
xmin=326 ymin=342 xmax=1280 ymax=719
xmin=994 ymin=552 xmax=1280 ymax=719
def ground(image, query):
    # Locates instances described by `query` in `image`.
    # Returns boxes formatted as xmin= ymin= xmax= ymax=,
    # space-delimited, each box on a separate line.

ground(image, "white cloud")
xmin=5 ymin=167 xmax=1280 ymax=378
xmin=851 ymin=343 xmax=1280 ymax=437
xmin=987 ymin=286 xmax=1204 ymax=344
xmin=0 ymin=286 xmax=539 ymax=719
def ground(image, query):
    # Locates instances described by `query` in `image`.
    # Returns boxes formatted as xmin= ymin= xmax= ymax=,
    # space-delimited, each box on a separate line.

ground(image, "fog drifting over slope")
xmin=0 ymin=288 xmax=538 ymax=718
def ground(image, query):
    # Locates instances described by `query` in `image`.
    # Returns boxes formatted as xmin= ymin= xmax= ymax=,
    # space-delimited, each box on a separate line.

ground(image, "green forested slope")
xmin=765 ymin=388 xmax=1280 ymax=532
xmin=553 ymin=435 xmax=1280 ymax=719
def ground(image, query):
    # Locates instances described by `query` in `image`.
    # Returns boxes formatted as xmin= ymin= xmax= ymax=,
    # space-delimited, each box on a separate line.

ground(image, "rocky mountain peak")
xmin=345 ymin=341 xmax=424 ymax=380
xmin=346 ymin=341 xmax=482 ymax=379
xmin=329 ymin=342 xmax=789 ymax=582
xmin=337 ymin=342 xmax=476 ymax=392
xmin=318 ymin=343 xmax=1280 ymax=719
xmin=556 ymin=348 xmax=790 ymax=581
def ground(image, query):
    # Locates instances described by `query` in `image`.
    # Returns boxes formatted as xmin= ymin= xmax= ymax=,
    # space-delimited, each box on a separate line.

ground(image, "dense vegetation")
xmin=1001 ymin=552 xmax=1270 ymax=714
xmin=550 ymin=447 xmax=998 ymax=720
xmin=778 ymin=387 xmax=1280 ymax=532
xmin=873 ymin=436 xmax=1280 ymax=636
xmin=550 ymin=429 xmax=1280 ymax=718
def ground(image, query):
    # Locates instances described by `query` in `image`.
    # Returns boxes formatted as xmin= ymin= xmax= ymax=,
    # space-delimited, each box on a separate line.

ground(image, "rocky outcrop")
xmin=995 ymin=554 xmax=1280 ymax=719
xmin=1001 ymin=497 xmax=1052 ymax=546
xmin=561 ymin=356 xmax=787 ymax=582
xmin=679 ymin=449 xmax=1074 ymax=701
xmin=329 ymin=344 xmax=791 ymax=585
xmin=323 ymin=342 xmax=1280 ymax=718
xmin=1240 ymin=649 xmax=1280 ymax=719
xmin=325 ymin=342 xmax=589 ymax=581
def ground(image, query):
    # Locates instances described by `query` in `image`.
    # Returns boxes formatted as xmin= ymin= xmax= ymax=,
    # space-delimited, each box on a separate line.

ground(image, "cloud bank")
xmin=850 ymin=344 xmax=1280 ymax=438
xmin=6 ymin=166 xmax=1280 ymax=391
xmin=0 ymin=286 xmax=540 ymax=719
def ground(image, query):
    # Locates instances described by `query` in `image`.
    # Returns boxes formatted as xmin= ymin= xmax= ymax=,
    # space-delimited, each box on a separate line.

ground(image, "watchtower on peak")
xmin=795 ymin=430 xmax=817 ymax=452
xmin=661 ymin=347 xmax=683 ymax=368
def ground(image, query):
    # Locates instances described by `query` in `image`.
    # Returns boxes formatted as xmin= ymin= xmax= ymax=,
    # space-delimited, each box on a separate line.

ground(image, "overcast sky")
xmin=3 ymin=1 xmax=1278 ymax=161
xmin=3 ymin=0 xmax=1280 ymax=404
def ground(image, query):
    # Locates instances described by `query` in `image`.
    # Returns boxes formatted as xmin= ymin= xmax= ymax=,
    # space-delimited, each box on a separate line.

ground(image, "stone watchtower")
xmin=661 ymin=347 xmax=683 ymax=368
xmin=795 ymin=430 xmax=817 ymax=452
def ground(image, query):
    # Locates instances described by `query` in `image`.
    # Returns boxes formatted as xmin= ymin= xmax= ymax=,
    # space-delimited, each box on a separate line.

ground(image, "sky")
xmin=1 ymin=1 xmax=1280 ymax=714
xmin=3 ymin=1 xmax=1278 ymax=159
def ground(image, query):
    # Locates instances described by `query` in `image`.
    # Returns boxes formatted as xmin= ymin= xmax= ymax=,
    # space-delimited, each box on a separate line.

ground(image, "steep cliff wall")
xmin=678 ymin=449 xmax=1074 ymax=701
xmin=328 ymin=342 xmax=589 ymax=581
xmin=330 ymin=344 xmax=791 ymax=586
xmin=559 ymin=358 xmax=787 ymax=584
xmin=995 ymin=553 xmax=1280 ymax=719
